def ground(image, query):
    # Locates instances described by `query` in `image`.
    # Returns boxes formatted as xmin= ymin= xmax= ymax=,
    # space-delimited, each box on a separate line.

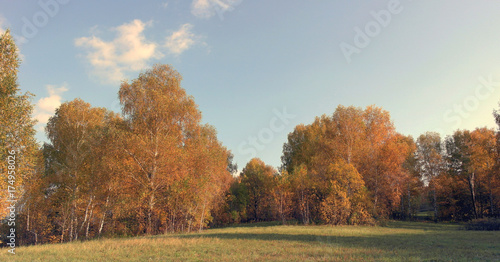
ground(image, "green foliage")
xmin=239 ymin=158 xmax=276 ymax=222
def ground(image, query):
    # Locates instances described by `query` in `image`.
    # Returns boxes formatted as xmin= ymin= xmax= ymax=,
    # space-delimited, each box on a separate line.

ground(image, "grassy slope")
xmin=2 ymin=221 xmax=499 ymax=262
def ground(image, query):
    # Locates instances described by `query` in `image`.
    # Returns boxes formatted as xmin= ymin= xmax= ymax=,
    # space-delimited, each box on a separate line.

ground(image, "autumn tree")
xmin=398 ymin=136 xmax=422 ymax=220
xmin=493 ymin=104 xmax=500 ymax=217
xmin=16 ymin=149 xmax=55 ymax=245
xmin=0 ymin=30 xmax=38 ymax=219
xmin=356 ymin=106 xmax=406 ymax=217
xmin=271 ymin=169 xmax=293 ymax=224
xmin=211 ymin=153 xmax=241 ymax=225
xmin=118 ymin=64 xmax=231 ymax=234
xmin=289 ymin=164 xmax=314 ymax=224
xmin=416 ymin=132 xmax=445 ymax=220
xmin=42 ymin=99 xmax=118 ymax=241
xmin=239 ymin=158 xmax=276 ymax=221
xmin=281 ymin=105 xmax=414 ymax=223
xmin=328 ymin=106 xmax=366 ymax=164
xmin=320 ymin=160 xmax=372 ymax=225
xmin=468 ymin=128 xmax=497 ymax=217
xmin=445 ymin=128 xmax=498 ymax=219
xmin=281 ymin=124 xmax=315 ymax=175
xmin=16 ymin=65 xmax=233 ymax=243
xmin=373 ymin=133 xmax=418 ymax=218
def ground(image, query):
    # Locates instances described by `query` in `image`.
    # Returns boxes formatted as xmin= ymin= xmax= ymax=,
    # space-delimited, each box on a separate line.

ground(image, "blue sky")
xmin=1 ymin=0 xmax=500 ymax=170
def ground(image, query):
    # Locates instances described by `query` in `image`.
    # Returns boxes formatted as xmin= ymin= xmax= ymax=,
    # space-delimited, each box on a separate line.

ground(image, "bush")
xmin=465 ymin=218 xmax=500 ymax=231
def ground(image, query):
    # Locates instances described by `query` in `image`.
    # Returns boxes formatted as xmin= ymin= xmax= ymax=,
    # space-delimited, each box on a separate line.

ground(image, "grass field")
xmin=2 ymin=221 xmax=499 ymax=261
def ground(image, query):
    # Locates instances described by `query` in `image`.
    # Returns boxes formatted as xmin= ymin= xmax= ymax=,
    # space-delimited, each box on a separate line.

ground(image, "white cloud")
xmin=34 ymin=84 xmax=68 ymax=131
xmin=76 ymin=20 xmax=203 ymax=84
xmin=75 ymin=19 xmax=160 ymax=85
xmin=191 ymin=0 xmax=242 ymax=19
xmin=162 ymin=2 xmax=169 ymax=8
xmin=165 ymin=23 xmax=198 ymax=56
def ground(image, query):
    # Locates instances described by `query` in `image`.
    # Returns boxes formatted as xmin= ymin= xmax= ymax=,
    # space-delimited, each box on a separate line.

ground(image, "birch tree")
xmin=0 ymin=30 xmax=38 ymax=219
xmin=118 ymin=64 xmax=231 ymax=234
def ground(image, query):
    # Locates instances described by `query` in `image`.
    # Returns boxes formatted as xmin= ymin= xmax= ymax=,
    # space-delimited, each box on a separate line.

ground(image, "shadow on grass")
xmin=383 ymin=221 xmax=461 ymax=231
xmin=172 ymin=222 xmax=499 ymax=261
xmin=225 ymin=221 xmax=283 ymax=228
xmin=177 ymin=231 xmax=447 ymax=247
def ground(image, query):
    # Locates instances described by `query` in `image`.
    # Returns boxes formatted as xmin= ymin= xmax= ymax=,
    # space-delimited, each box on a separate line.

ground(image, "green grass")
xmin=2 ymin=221 xmax=499 ymax=261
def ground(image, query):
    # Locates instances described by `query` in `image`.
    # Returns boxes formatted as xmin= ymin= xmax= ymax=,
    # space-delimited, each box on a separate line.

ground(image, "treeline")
xmin=21 ymin=66 xmax=233 ymax=244
xmin=217 ymin=106 xmax=500 ymax=226
xmin=1 ymin=30 xmax=500 ymax=246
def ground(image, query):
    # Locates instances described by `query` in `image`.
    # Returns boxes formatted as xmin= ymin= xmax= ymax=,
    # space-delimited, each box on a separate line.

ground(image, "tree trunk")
xmin=433 ymin=188 xmax=438 ymax=222
xmin=306 ymin=198 xmax=310 ymax=224
xmin=468 ymin=172 xmax=478 ymax=219
xmin=147 ymin=193 xmax=155 ymax=234
xmin=199 ymin=201 xmax=207 ymax=232
xmin=490 ymin=187 xmax=495 ymax=217
xmin=98 ymin=195 xmax=110 ymax=236
xmin=70 ymin=204 xmax=75 ymax=241
xmin=373 ymin=177 xmax=379 ymax=217
xmin=279 ymin=192 xmax=286 ymax=225
xmin=79 ymin=195 xmax=94 ymax=234
xmin=407 ymin=183 xmax=411 ymax=220
xmin=86 ymin=205 xmax=94 ymax=238
xmin=26 ymin=206 xmax=30 ymax=232
xmin=27 ymin=206 xmax=39 ymax=245
xmin=61 ymin=210 xmax=66 ymax=243
xmin=300 ymin=189 xmax=308 ymax=225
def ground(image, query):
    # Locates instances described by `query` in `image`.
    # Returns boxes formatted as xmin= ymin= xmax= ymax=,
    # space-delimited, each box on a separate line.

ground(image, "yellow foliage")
xmin=320 ymin=161 xmax=372 ymax=225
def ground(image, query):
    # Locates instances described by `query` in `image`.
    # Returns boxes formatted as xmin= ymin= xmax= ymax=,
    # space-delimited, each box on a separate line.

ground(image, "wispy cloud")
xmin=34 ymin=84 xmax=68 ymax=131
xmin=75 ymin=19 xmax=160 ymax=85
xmin=165 ymin=23 xmax=198 ymax=56
xmin=191 ymin=0 xmax=242 ymax=19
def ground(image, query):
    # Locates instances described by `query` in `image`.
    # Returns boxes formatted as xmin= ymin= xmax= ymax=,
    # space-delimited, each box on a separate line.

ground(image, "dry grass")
xmin=1 ymin=221 xmax=499 ymax=261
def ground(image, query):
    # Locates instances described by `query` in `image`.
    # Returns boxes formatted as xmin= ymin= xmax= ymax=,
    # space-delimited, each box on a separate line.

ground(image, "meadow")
xmin=2 ymin=221 xmax=499 ymax=262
